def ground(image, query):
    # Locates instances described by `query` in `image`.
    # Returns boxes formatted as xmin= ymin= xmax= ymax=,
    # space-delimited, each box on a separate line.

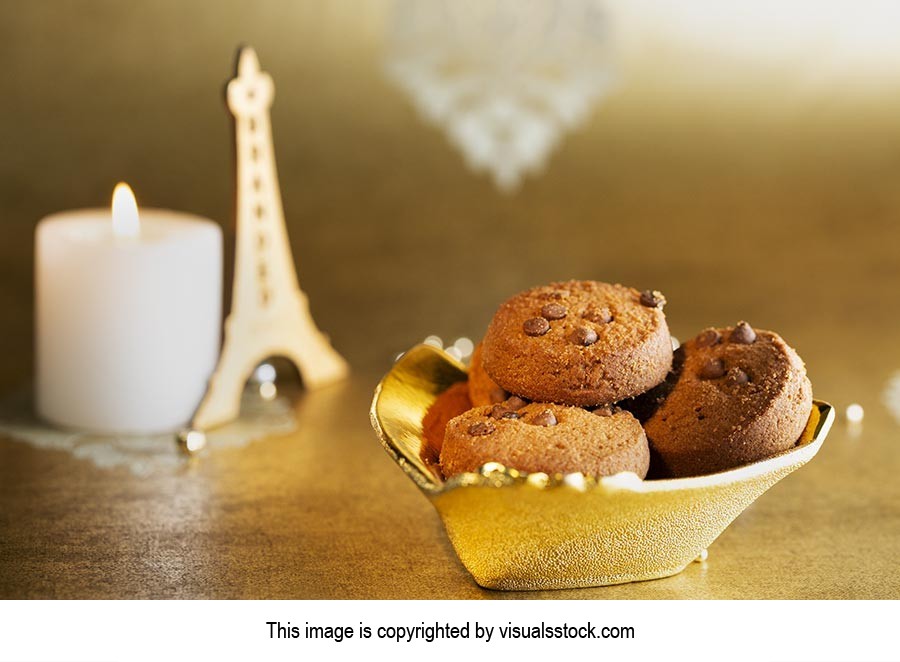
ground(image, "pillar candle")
xmin=35 ymin=184 xmax=222 ymax=434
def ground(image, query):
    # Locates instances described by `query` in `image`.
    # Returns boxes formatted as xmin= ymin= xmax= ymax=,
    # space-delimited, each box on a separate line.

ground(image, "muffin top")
xmin=643 ymin=323 xmax=813 ymax=476
xmin=481 ymin=280 xmax=673 ymax=406
xmin=440 ymin=398 xmax=650 ymax=478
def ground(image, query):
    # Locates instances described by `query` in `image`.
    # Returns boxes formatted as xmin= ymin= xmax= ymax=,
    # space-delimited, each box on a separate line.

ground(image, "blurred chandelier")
xmin=386 ymin=0 xmax=614 ymax=192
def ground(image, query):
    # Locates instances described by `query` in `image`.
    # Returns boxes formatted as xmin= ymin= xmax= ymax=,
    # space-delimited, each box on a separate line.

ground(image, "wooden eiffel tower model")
xmin=192 ymin=47 xmax=349 ymax=430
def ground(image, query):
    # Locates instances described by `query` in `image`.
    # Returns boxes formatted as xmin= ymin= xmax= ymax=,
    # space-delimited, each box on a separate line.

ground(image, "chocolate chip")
xmin=726 ymin=367 xmax=750 ymax=385
xmin=569 ymin=326 xmax=599 ymax=346
xmin=695 ymin=328 xmax=722 ymax=348
xmin=540 ymin=303 xmax=567 ymax=320
xmin=523 ymin=317 xmax=550 ymax=336
xmin=731 ymin=321 xmax=757 ymax=344
xmin=530 ymin=409 xmax=558 ymax=427
xmin=698 ymin=358 xmax=726 ymax=379
xmin=582 ymin=307 xmax=612 ymax=324
xmin=592 ymin=405 xmax=616 ymax=417
xmin=489 ymin=387 xmax=509 ymax=404
xmin=504 ymin=396 xmax=528 ymax=410
xmin=640 ymin=290 xmax=666 ymax=308
xmin=490 ymin=404 xmax=519 ymax=420
xmin=468 ymin=421 xmax=496 ymax=436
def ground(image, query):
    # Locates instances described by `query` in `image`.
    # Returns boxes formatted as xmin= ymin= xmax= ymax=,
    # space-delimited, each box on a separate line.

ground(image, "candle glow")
xmin=111 ymin=182 xmax=140 ymax=238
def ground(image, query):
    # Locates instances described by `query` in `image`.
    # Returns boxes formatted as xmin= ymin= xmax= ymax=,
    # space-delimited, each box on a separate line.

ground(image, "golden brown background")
xmin=1 ymin=1 xmax=899 ymax=598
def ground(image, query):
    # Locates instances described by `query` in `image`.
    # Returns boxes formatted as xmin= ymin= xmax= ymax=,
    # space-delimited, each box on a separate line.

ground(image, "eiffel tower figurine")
xmin=191 ymin=47 xmax=349 ymax=431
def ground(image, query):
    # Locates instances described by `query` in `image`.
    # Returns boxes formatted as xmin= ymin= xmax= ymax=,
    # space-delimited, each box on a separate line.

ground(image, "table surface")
xmin=2 ymin=2 xmax=900 ymax=599
xmin=1 ymin=352 xmax=898 ymax=599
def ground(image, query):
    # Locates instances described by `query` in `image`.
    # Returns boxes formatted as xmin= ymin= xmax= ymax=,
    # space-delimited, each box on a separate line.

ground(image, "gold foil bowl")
xmin=370 ymin=344 xmax=834 ymax=591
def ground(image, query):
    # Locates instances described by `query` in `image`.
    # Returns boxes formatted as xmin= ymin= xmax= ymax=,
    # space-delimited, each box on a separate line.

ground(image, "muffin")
xmin=441 ymin=399 xmax=650 ymax=478
xmin=481 ymin=280 xmax=673 ymax=406
xmin=642 ymin=323 xmax=813 ymax=477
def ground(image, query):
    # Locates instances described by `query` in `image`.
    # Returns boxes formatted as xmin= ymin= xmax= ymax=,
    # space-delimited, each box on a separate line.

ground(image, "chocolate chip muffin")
xmin=643 ymin=323 xmax=813 ymax=477
xmin=481 ymin=281 xmax=673 ymax=406
xmin=468 ymin=342 xmax=510 ymax=407
xmin=440 ymin=398 xmax=650 ymax=478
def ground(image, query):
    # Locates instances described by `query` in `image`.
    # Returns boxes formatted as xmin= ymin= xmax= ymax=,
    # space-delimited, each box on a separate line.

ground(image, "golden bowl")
xmin=370 ymin=343 xmax=834 ymax=591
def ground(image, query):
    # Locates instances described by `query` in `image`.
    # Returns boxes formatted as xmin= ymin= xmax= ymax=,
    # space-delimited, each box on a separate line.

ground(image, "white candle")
xmin=35 ymin=183 xmax=222 ymax=434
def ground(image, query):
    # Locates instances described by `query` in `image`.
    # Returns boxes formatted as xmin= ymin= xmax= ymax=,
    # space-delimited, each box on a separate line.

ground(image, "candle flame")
xmin=111 ymin=182 xmax=140 ymax=237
